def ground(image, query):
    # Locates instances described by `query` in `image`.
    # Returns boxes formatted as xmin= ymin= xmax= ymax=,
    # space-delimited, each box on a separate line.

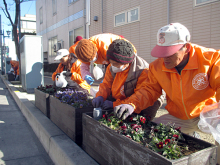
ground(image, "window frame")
xmin=194 ymin=0 xmax=220 ymax=6
xmin=68 ymin=0 xmax=79 ymax=5
xmin=114 ymin=6 xmax=140 ymax=27
xmin=48 ymin=36 xmax=58 ymax=56
xmin=52 ymin=0 xmax=57 ymax=16
xmin=69 ymin=26 xmax=84 ymax=47
xmin=39 ymin=7 xmax=43 ymax=24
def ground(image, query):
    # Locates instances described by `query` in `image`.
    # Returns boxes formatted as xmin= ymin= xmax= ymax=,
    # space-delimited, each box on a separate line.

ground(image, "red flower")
xmin=126 ymin=135 xmax=132 ymax=139
xmin=140 ymin=117 xmax=146 ymax=124
xmin=164 ymin=139 xmax=170 ymax=144
xmin=131 ymin=124 xmax=135 ymax=128
xmin=108 ymin=119 xmax=111 ymax=122
xmin=173 ymin=134 xmax=179 ymax=139
xmin=175 ymin=127 xmax=181 ymax=132
xmin=102 ymin=114 xmax=107 ymax=119
xmin=131 ymin=124 xmax=142 ymax=130
xmin=154 ymin=129 xmax=159 ymax=132
xmin=129 ymin=117 xmax=133 ymax=122
xmin=156 ymin=142 xmax=163 ymax=149
xmin=121 ymin=125 xmax=127 ymax=130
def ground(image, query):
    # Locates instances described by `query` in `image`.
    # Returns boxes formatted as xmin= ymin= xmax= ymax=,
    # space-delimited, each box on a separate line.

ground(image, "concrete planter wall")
xmin=82 ymin=112 xmax=218 ymax=165
xmin=35 ymin=88 xmax=50 ymax=118
xmin=50 ymin=96 xmax=93 ymax=145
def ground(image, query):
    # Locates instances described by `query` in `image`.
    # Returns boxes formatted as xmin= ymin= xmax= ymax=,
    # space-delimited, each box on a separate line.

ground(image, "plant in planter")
xmin=37 ymin=85 xmax=62 ymax=94
xmin=99 ymin=112 xmax=205 ymax=160
xmin=54 ymin=89 xmax=92 ymax=108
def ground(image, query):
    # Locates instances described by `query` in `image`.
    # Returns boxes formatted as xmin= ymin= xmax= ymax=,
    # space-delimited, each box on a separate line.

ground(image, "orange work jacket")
xmin=52 ymin=60 xmax=90 ymax=92
xmin=10 ymin=60 xmax=19 ymax=75
xmin=128 ymin=43 xmax=220 ymax=120
xmin=69 ymin=41 xmax=79 ymax=55
xmin=96 ymin=64 xmax=148 ymax=109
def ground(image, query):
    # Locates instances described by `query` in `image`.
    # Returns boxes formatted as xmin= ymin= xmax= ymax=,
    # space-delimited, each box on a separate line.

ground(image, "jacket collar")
xmin=162 ymin=43 xmax=198 ymax=73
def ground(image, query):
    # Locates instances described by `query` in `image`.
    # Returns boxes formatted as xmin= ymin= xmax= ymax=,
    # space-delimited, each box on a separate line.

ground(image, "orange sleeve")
xmin=69 ymin=42 xmax=79 ymax=54
xmin=52 ymin=63 xmax=63 ymax=81
xmin=120 ymin=68 xmax=162 ymax=114
xmin=96 ymin=65 xmax=114 ymax=99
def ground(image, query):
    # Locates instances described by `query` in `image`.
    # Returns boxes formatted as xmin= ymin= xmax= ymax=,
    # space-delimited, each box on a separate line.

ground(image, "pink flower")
xmin=108 ymin=119 xmax=111 ymax=122
xmin=140 ymin=117 xmax=146 ymax=124
xmin=121 ymin=125 xmax=127 ymax=130
xmin=164 ymin=139 xmax=170 ymax=144
xmin=156 ymin=142 xmax=163 ymax=149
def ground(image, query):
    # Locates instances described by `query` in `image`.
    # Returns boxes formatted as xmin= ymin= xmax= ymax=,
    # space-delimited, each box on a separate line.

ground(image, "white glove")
xmin=114 ymin=104 xmax=134 ymax=120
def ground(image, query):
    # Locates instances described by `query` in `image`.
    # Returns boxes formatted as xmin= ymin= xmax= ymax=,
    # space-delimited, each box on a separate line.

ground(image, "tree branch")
xmin=3 ymin=0 xmax=14 ymax=26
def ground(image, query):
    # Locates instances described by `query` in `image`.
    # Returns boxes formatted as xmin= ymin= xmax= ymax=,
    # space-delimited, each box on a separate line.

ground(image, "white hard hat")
xmin=54 ymin=49 xmax=69 ymax=61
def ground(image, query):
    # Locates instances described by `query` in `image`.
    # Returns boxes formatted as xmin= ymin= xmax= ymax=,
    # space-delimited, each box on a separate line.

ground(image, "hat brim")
xmin=151 ymin=44 xmax=184 ymax=58
xmin=54 ymin=55 xmax=65 ymax=61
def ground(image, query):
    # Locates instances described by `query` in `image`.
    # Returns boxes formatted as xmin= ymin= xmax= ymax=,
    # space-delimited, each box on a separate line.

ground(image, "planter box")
xmin=50 ymin=96 xmax=93 ymax=145
xmin=82 ymin=112 xmax=218 ymax=165
xmin=35 ymin=88 xmax=50 ymax=118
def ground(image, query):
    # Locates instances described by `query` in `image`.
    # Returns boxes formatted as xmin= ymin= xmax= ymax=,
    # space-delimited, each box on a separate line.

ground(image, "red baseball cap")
xmin=151 ymin=23 xmax=190 ymax=58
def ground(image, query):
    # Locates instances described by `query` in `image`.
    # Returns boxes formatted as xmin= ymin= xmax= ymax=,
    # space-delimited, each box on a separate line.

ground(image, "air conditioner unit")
xmin=54 ymin=43 xmax=62 ymax=52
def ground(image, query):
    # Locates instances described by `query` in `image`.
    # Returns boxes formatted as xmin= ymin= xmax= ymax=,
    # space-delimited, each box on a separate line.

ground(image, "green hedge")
xmin=44 ymin=63 xmax=59 ymax=73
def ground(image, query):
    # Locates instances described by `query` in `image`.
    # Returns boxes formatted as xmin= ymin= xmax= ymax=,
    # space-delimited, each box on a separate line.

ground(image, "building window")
xmin=114 ymin=7 xmax=140 ymax=27
xmin=69 ymin=0 xmax=78 ymax=4
xmin=39 ymin=7 xmax=43 ymax=24
xmin=195 ymin=0 xmax=219 ymax=6
xmin=49 ymin=36 xmax=57 ymax=56
xmin=69 ymin=27 xmax=84 ymax=47
xmin=52 ymin=0 xmax=57 ymax=15
xmin=115 ymin=13 xmax=125 ymax=26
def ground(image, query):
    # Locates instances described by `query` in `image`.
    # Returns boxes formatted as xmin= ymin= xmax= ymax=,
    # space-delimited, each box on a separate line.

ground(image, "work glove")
xmin=92 ymin=96 xmax=104 ymax=108
xmin=102 ymin=100 xmax=113 ymax=110
xmin=114 ymin=104 xmax=134 ymax=120
xmin=85 ymin=75 xmax=94 ymax=85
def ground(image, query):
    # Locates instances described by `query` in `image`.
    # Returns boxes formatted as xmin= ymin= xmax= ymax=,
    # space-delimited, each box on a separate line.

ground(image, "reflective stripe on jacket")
xmin=52 ymin=60 xmax=90 ymax=92
xmin=96 ymin=55 xmax=149 ymax=111
xmin=129 ymin=43 xmax=220 ymax=119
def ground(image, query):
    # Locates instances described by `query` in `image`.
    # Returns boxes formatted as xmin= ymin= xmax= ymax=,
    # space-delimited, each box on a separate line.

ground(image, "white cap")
xmin=54 ymin=49 xmax=69 ymax=61
xmin=151 ymin=23 xmax=191 ymax=58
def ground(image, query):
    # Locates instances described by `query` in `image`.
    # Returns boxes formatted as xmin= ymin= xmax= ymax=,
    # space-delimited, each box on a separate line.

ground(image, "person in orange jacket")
xmin=92 ymin=39 xmax=165 ymax=120
xmin=74 ymin=33 xmax=134 ymax=85
xmin=69 ymin=36 xmax=83 ymax=55
xmin=114 ymin=23 xmax=220 ymax=155
xmin=52 ymin=49 xmax=90 ymax=92
xmin=10 ymin=60 xmax=19 ymax=80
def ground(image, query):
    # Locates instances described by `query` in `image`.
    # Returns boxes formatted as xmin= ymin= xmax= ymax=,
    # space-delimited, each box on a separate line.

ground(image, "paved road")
xmin=0 ymin=77 xmax=54 ymax=165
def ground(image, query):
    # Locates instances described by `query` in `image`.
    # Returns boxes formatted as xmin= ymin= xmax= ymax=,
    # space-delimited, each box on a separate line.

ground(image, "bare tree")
xmin=2 ymin=0 xmax=23 ymax=60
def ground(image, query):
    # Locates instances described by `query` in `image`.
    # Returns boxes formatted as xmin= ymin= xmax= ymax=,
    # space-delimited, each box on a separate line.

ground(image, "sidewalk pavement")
xmin=0 ymin=74 xmax=98 ymax=165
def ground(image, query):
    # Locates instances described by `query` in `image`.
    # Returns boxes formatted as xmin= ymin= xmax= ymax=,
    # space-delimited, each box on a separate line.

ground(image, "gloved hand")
xmin=85 ymin=75 xmax=94 ymax=85
xmin=102 ymin=100 xmax=113 ymax=110
xmin=92 ymin=96 xmax=104 ymax=108
xmin=62 ymin=71 xmax=72 ymax=77
xmin=114 ymin=104 xmax=134 ymax=120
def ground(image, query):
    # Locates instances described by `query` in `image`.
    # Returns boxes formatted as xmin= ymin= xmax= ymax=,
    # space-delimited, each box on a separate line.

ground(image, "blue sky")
xmin=0 ymin=0 xmax=36 ymax=38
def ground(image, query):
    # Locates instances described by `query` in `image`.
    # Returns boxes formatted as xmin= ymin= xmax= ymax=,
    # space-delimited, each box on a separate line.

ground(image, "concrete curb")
xmin=0 ymin=75 xmax=98 ymax=165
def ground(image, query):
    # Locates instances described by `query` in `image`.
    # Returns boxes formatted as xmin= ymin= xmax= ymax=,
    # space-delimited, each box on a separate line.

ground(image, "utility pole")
xmin=0 ymin=15 xmax=3 ymax=74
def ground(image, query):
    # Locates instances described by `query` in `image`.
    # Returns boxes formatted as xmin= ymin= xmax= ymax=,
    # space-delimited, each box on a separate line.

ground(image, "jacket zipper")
xmin=180 ymin=77 xmax=190 ymax=119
